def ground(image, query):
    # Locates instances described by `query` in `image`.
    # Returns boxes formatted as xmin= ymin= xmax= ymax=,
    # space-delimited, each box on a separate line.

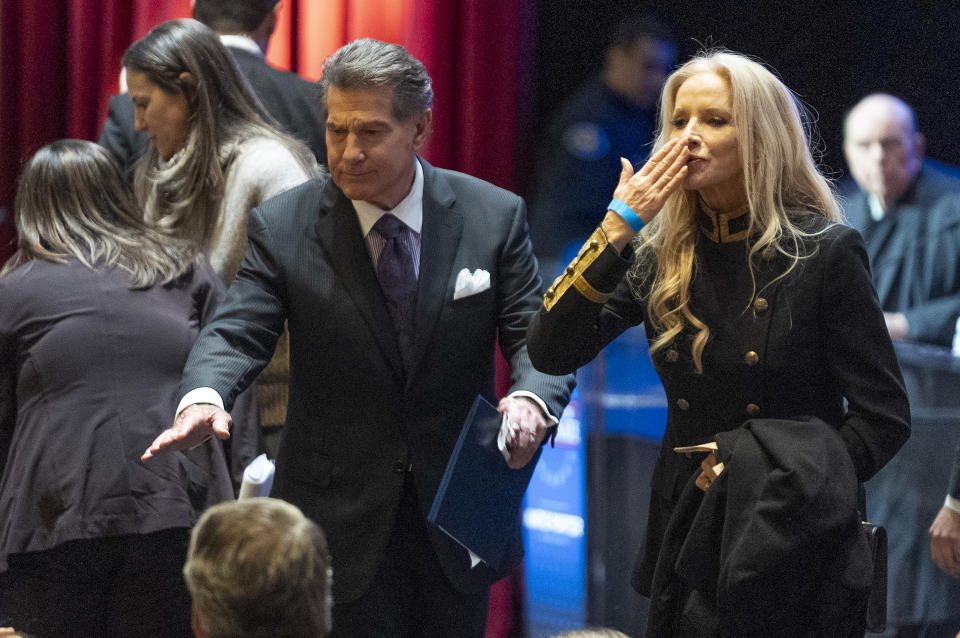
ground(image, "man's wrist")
xmin=176 ymin=387 xmax=225 ymax=418
xmin=945 ymin=494 xmax=960 ymax=515
xmin=507 ymin=390 xmax=558 ymax=425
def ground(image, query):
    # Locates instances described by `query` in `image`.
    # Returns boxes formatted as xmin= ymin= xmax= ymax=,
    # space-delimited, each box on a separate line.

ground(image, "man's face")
xmin=325 ymin=86 xmax=431 ymax=209
xmin=615 ymin=37 xmax=676 ymax=108
xmin=844 ymin=98 xmax=923 ymax=207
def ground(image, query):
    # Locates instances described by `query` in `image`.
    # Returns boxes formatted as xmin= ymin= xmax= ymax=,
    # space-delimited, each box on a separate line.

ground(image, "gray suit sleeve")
xmin=496 ymin=195 xmax=576 ymax=420
xmin=180 ymin=206 xmax=287 ymax=411
xmin=949 ymin=444 xmax=960 ymax=500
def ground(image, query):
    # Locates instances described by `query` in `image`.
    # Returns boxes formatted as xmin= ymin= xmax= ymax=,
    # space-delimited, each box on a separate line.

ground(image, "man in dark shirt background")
xmin=527 ymin=16 xmax=675 ymax=278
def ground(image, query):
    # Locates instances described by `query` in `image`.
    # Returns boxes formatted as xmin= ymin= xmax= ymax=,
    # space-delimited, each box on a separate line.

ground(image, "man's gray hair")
xmin=318 ymin=38 xmax=433 ymax=122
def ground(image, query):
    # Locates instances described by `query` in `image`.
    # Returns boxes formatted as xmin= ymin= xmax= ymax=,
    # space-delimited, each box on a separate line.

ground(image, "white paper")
xmin=238 ymin=453 xmax=275 ymax=500
xmin=496 ymin=413 xmax=513 ymax=463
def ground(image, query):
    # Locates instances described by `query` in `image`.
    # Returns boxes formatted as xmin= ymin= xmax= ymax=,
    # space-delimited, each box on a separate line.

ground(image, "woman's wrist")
xmin=607 ymin=198 xmax=646 ymax=231
xmin=601 ymin=211 xmax=635 ymax=253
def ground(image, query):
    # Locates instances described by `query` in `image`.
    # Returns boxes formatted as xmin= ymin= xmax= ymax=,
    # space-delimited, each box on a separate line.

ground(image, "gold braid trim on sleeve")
xmin=543 ymin=227 xmax=611 ymax=311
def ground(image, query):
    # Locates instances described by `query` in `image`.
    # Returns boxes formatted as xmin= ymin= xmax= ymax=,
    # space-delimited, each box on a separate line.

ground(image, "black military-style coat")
xmin=527 ymin=207 xmax=911 ymax=596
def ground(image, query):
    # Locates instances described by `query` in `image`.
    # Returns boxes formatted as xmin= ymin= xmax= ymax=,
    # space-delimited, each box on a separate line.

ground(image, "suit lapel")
xmin=409 ymin=161 xmax=463 ymax=384
xmin=312 ymin=180 xmax=406 ymax=382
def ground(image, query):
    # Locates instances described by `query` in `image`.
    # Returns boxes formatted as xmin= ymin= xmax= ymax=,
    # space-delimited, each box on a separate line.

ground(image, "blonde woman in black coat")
xmin=527 ymin=50 xmax=910 ymax=637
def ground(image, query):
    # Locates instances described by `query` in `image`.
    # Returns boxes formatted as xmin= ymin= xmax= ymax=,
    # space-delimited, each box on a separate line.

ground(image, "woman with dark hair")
xmin=123 ymin=17 xmax=319 ymax=435
xmin=123 ymin=17 xmax=318 ymax=283
xmin=0 ymin=140 xmax=237 ymax=638
xmin=527 ymin=50 xmax=911 ymax=636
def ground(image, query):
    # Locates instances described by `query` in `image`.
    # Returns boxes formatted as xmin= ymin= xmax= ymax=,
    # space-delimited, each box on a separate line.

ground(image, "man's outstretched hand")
xmin=141 ymin=403 xmax=232 ymax=461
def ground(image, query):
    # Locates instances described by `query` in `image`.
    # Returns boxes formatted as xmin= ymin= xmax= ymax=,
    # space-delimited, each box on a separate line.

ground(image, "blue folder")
xmin=427 ymin=394 xmax=541 ymax=574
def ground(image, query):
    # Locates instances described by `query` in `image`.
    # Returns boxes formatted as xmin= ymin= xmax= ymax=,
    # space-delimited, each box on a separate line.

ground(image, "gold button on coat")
xmin=677 ymin=398 xmax=690 ymax=410
xmin=666 ymin=349 xmax=679 ymax=362
xmin=754 ymin=297 xmax=768 ymax=312
xmin=744 ymin=351 xmax=759 ymax=366
xmin=746 ymin=403 xmax=760 ymax=416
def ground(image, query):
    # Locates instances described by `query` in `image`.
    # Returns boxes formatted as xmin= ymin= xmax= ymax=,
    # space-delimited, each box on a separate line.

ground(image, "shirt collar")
xmin=867 ymin=194 xmax=886 ymax=222
xmin=218 ymin=34 xmax=264 ymax=57
xmin=354 ymin=159 xmax=424 ymax=237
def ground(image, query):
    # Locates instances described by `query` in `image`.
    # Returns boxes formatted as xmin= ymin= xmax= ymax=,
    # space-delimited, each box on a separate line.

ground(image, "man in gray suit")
xmin=841 ymin=93 xmax=960 ymax=347
xmin=143 ymin=38 xmax=574 ymax=638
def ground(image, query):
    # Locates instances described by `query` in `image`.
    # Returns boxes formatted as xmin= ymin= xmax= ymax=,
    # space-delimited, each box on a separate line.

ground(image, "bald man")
xmin=842 ymin=93 xmax=960 ymax=347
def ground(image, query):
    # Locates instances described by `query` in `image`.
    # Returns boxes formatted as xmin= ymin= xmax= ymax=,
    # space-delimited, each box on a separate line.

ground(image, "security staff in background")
xmin=527 ymin=15 xmax=675 ymax=277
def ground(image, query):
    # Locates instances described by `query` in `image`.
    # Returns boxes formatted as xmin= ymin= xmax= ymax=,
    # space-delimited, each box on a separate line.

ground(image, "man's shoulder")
xmin=254 ymin=174 xmax=331 ymax=222
xmin=428 ymin=164 xmax=521 ymax=207
xmin=837 ymin=184 xmax=869 ymax=230
xmin=552 ymin=78 xmax=611 ymax=123
xmin=228 ymin=47 xmax=316 ymax=95
xmin=918 ymin=159 xmax=960 ymax=196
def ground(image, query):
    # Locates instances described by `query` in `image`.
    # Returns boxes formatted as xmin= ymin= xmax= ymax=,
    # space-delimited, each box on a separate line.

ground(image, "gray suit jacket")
xmin=179 ymin=159 xmax=575 ymax=602
xmin=842 ymin=161 xmax=960 ymax=346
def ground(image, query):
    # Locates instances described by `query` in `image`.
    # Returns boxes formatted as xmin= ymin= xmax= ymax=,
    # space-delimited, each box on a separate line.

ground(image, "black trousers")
xmin=330 ymin=478 xmax=490 ymax=638
xmin=0 ymin=528 xmax=192 ymax=638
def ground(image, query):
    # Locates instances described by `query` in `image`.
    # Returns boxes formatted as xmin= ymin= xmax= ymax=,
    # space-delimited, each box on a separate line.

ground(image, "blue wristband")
xmin=607 ymin=198 xmax=645 ymax=232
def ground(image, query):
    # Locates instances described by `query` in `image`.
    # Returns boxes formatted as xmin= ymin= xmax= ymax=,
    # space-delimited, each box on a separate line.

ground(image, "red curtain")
xmin=0 ymin=1 xmax=534 ymax=634
xmin=0 ymin=0 xmax=532 ymax=206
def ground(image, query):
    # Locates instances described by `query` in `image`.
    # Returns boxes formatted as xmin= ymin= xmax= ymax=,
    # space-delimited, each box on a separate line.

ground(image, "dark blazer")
xmin=178 ymin=159 xmax=575 ymax=602
xmin=528 ymin=213 xmax=911 ymax=595
xmin=842 ymin=160 xmax=960 ymax=346
xmin=229 ymin=47 xmax=325 ymax=164
xmin=0 ymin=259 xmax=247 ymax=569
xmin=98 ymin=45 xmax=326 ymax=170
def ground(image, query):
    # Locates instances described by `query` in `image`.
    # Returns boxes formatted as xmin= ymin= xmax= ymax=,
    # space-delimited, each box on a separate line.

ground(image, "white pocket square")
xmin=453 ymin=268 xmax=490 ymax=300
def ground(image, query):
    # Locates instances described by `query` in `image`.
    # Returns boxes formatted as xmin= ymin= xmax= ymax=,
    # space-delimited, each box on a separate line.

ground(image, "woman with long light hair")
xmin=0 ymin=140 xmax=239 ymax=637
xmin=528 ymin=50 xmax=910 ymax=635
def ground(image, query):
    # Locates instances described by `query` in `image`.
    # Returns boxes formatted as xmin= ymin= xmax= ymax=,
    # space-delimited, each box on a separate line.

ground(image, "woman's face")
xmin=126 ymin=69 xmax=191 ymax=160
xmin=668 ymin=70 xmax=745 ymax=211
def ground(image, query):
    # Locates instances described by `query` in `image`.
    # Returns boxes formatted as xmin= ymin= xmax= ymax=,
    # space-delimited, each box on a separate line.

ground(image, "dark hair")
xmin=122 ymin=19 xmax=312 ymax=249
xmin=1 ymin=139 xmax=197 ymax=287
xmin=608 ymin=15 xmax=674 ymax=50
xmin=193 ymin=0 xmax=279 ymax=34
xmin=318 ymin=38 xmax=433 ymax=123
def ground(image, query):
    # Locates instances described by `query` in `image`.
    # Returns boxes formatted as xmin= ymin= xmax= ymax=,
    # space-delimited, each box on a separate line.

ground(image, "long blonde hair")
xmin=1 ymin=139 xmax=197 ymax=287
xmin=630 ymin=50 xmax=841 ymax=371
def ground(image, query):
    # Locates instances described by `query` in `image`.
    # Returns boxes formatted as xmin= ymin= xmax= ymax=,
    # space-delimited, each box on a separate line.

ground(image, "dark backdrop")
xmin=520 ymin=0 xmax=960 ymax=195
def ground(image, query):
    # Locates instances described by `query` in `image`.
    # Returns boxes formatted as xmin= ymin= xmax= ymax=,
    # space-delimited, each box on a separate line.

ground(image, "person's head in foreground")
xmin=183 ymin=498 xmax=333 ymax=638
